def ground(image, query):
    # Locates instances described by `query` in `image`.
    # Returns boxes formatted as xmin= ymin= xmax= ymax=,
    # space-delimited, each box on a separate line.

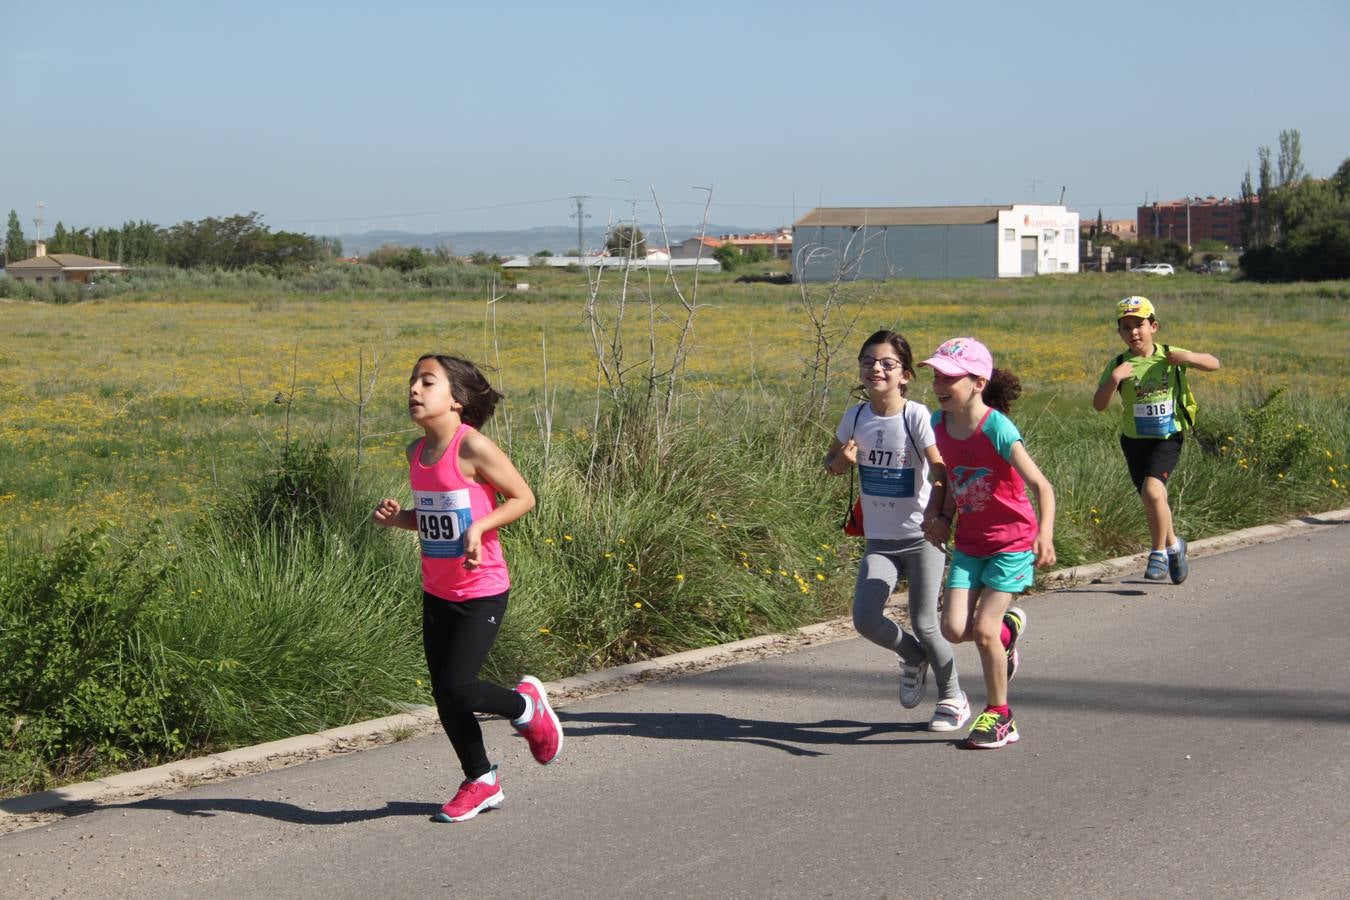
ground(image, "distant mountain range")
xmin=334 ymin=224 xmax=764 ymax=258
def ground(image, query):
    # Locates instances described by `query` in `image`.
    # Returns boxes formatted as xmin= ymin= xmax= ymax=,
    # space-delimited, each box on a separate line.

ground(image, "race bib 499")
xmin=413 ymin=489 xmax=472 ymax=558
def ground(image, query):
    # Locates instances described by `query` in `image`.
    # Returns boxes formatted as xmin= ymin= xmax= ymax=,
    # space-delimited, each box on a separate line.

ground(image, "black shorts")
xmin=1119 ymin=433 xmax=1184 ymax=492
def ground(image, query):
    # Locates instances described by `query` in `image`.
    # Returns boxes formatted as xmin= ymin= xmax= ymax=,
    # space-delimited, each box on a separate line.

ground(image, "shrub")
xmin=0 ymin=525 xmax=185 ymax=794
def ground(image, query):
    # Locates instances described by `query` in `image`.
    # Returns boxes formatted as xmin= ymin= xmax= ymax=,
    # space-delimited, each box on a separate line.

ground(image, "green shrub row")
xmin=2 ymin=387 xmax=1346 ymax=797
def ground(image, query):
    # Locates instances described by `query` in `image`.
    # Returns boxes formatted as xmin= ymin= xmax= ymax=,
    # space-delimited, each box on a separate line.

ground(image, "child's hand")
xmin=461 ymin=524 xmax=482 ymax=569
xmin=1033 ymin=533 xmax=1056 ymax=568
xmin=1164 ymin=349 xmax=1188 ymax=366
xmin=837 ymin=439 xmax=858 ymax=468
xmin=923 ymin=514 xmax=951 ymax=548
xmin=372 ymin=498 xmax=402 ymax=526
xmin=1111 ymin=359 xmax=1134 ymax=385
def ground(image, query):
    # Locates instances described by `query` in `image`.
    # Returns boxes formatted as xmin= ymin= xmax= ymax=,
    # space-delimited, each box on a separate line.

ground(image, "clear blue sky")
xmin=4 ymin=0 xmax=1347 ymax=236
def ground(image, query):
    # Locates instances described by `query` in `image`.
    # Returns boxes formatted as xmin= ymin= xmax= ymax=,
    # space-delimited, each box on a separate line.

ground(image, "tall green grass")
xmin=2 ymin=271 xmax=1348 ymax=797
xmin=4 ymin=380 xmax=1345 ymax=796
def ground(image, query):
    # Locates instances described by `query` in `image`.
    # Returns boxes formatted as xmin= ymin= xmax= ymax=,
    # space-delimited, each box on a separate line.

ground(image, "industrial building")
xmin=793 ymin=205 xmax=1080 ymax=282
xmin=1137 ymin=197 xmax=1246 ymax=248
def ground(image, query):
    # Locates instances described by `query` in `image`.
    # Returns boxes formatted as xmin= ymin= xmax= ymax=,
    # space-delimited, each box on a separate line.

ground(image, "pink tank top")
xmin=408 ymin=425 xmax=511 ymax=601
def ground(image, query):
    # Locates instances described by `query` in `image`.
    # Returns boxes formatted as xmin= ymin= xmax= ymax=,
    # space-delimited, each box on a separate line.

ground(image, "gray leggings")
xmin=853 ymin=536 xmax=960 ymax=700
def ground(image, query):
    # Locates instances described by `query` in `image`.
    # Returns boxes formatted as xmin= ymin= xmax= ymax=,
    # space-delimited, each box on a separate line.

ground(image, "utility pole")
xmin=33 ymin=201 xmax=45 ymax=255
xmin=569 ymin=195 xmax=590 ymax=258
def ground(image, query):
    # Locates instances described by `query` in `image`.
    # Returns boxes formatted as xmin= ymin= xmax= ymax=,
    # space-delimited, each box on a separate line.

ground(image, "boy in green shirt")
xmin=1093 ymin=296 xmax=1221 ymax=583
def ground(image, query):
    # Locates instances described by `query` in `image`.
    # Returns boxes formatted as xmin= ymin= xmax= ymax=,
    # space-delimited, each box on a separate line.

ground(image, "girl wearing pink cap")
xmin=919 ymin=337 xmax=1056 ymax=749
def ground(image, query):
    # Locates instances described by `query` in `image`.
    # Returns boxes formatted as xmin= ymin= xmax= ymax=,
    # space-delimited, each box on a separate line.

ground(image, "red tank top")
xmin=408 ymin=425 xmax=511 ymax=601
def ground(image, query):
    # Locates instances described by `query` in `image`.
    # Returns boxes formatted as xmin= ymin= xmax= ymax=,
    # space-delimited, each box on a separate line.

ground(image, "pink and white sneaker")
xmin=435 ymin=767 xmax=504 ymax=823
xmin=514 ymin=675 xmax=563 ymax=765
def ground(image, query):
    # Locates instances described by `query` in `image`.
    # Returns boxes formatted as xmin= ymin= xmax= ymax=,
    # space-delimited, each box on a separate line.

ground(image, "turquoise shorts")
xmin=947 ymin=549 xmax=1036 ymax=594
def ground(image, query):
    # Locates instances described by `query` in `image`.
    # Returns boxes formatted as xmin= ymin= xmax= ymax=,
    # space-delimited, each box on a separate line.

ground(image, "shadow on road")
xmin=1297 ymin=515 xmax=1347 ymax=526
xmin=557 ymin=711 xmax=950 ymax=756
xmin=978 ymin=678 xmax=1349 ymax=723
xmin=96 ymin=797 xmax=439 ymax=825
xmin=1056 ymin=586 xmax=1150 ymax=596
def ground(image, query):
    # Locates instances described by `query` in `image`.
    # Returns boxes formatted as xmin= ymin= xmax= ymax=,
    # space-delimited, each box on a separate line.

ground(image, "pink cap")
xmin=919 ymin=337 xmax=993 ymax=379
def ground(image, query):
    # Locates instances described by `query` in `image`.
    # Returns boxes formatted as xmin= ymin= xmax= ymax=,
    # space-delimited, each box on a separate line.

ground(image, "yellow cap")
xmin=1117 ymin=296 xmax=1155 ymax=320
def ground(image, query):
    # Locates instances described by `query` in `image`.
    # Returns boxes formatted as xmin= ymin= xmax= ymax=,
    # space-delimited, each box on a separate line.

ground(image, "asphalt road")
xmin=4 ymin=524 xmax=1349 ymax=899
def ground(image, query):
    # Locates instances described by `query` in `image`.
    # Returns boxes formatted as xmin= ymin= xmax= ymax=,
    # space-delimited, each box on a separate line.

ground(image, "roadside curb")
xmin=1041 ymin=507 xmax=1350 ymax=586
xmin=5 ymin=507 xmax=1347 ymax=823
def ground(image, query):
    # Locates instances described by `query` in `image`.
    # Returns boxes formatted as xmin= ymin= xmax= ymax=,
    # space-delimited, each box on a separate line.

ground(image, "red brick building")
xmin=1137 ymin=197 xmax=1248 ymax=248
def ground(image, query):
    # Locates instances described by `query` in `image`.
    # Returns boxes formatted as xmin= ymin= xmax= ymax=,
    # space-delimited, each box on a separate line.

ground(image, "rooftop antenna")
xmin=1025 ymin=178 xmax=1042 ymax=200
xmin=33 ymin=201 xmax=46 ymax=242
xmin=1057 ymin=185 xmax=1066 ymax=205
xmin=569 ymin=195 xmax=590 ymax=258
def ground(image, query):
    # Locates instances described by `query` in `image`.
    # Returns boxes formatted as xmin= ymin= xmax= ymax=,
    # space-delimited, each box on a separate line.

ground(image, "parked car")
xmin=1129 ymin=263 xmax=1175 ymax=275
xmin=1206 ymin=259 xmax=1231 ymax=274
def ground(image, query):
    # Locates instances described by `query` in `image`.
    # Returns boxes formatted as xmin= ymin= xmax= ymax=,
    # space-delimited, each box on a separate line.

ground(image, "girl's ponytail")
xmin=982 ymin=367 xmax=1022 ymax=414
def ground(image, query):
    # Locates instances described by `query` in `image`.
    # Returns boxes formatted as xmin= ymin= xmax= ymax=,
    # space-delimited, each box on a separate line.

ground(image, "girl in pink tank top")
xmin=371 ymin=354 xmax=562 ymax=823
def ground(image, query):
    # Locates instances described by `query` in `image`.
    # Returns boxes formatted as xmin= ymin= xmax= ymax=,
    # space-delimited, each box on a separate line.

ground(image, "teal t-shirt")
xmin=1098 ymin=343 xmax=1191 ymax=439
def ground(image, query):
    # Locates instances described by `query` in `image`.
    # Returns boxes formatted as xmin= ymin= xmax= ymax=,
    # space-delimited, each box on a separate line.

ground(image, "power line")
xmin=268 ymin=196 xmax=575 ymax=227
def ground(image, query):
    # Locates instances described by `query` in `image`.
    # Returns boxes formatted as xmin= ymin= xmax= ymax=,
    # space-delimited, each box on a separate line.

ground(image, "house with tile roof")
xmin=4 ymin=243 xmax=128 ymax=285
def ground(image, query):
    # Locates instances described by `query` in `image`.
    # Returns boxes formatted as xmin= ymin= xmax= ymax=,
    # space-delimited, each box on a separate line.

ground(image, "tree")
xmin=605 ymin=223 xmax=645 ymax=257
xmin=1239 ymin=167 xmax=1257 ymax=249
xmin=1277 ymin=129 xmax=1304 ymax=187
xmin=4 ymin=210 xmax=26 ymax=263
xmin=50 ymin=221 xmax=69 ymax=254
xmin=712 ymin=242 xmax=740 ymax=270
xmin=162 ymin=212 xmax=320 ymax=270
xmin=1332 ymin=158 xmax=1350 ymax=198
xmin=315 ymin=236 xmax=343 ymax=259
xmin=1238 ymin=134 xmax=1350 ymax=281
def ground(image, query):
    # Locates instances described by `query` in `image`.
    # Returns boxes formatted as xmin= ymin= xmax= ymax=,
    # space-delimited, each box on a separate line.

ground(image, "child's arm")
xmin=823 ymin=437 xmax=858 ymax=475
xmin=371 ymin=498 xmax=417 ymax=530
xmin=1093 ymin=359 xmax=1133 ymax=412
xmin=1165 ymin=348 xmax=1221 ymax=372
xmin=921 ymin=447 xmax=952 ymax=547
xmin=1009 ymin=443 xmax=1056 ymax=568
xmin=459 ymin=430 xmax=537 ymax=568
xmin=372 ymin=439 xmax=423 ymax=530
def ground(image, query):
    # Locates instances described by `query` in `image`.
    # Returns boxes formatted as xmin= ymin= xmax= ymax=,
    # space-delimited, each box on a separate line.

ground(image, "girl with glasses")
xmin=823 ymin=330 xmax=969 ymax=732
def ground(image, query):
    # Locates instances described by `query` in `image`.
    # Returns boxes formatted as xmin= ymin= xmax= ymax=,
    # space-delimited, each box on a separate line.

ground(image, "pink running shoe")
xmin=514 ymin=675 xmax=563 ymax=765
xmin=435 ymin=768 xmax=504 ymax=823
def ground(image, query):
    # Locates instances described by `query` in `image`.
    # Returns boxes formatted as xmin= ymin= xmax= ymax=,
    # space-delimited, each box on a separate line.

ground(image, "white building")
xmin=793 ymin=204 xmax=1080 ymax=282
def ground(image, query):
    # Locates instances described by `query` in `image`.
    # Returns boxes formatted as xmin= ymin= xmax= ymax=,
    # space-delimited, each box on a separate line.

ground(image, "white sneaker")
xmin=929 ymin=692 xmax=971 ymax=732
xmin=898 ymin=656 xmax=929 ymax=709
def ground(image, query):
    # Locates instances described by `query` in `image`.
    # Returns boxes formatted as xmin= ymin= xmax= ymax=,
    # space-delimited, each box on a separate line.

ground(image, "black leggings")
xmin=422 ymin=591 xmax=527 ymax=779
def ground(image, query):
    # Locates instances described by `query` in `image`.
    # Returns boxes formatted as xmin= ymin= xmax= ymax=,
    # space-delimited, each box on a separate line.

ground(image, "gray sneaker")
xmin=1168 ymin=538 xmax=1189 ymax=584
xmin=1144 ymin=551 xmax=1169 ymax=581
xmin=898 ymin=656 xmax=928 ymax=709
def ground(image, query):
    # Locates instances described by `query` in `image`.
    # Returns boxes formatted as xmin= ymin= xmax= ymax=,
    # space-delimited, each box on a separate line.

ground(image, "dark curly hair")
xmin=981 ymin=367 xmax=1022 ymax=414
xmin=415 ymin=354 xmax=503 ymax=427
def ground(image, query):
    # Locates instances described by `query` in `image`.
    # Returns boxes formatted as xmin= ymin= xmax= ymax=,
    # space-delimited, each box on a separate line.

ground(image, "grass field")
xmin=1 ymin=266 xmax=1347 ymax=795
xmin=2 ymin=268 xmax=1346 ymax=541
